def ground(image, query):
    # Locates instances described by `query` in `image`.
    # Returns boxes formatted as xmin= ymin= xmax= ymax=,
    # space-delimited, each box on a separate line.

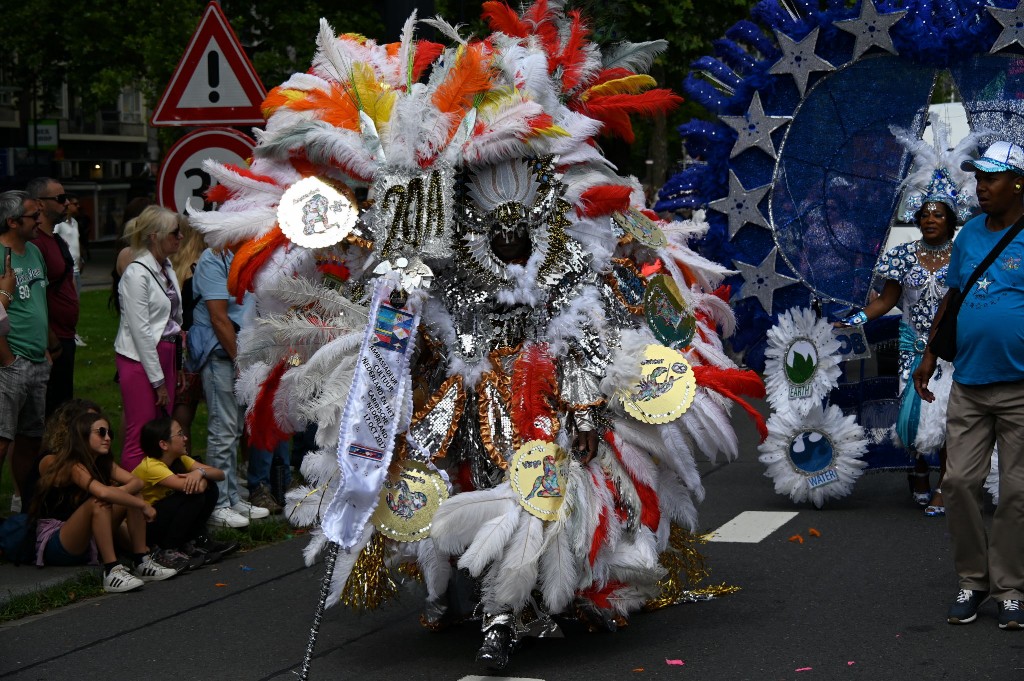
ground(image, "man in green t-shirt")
xmin=0 ymin=190 xmax=52 ymax=503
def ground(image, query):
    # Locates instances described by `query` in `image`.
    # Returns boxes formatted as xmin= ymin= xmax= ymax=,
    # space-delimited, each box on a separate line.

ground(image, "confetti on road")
xmin=632 ymin=668 xmax=644 ymax=672
xmin=240 ymin=565 xmax=254 ymax=571
xmin=665 ymin=659 xmax=684 ymax=666
xmin=789 ymin=534 xmax=804 ymax=544
xmin=808 ymin=527 xmax=821 ymax=537
xmin=847 ymin=661 xmax=855 ymax=666
xmin=215 ymin=582 xmax=227 ymax=587
xmin=795 ymin=667 xmax=812 ymax=672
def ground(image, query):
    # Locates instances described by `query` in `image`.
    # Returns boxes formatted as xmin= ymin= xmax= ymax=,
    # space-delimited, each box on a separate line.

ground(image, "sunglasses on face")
xmin=38 ymin=194 xmax=69 ymax=204
xmin=92 ymin=426 xmax=113 ymax=439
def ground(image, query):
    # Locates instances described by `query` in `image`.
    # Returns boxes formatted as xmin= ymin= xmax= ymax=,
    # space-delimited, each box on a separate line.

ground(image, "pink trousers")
xmin=116 ymin=341 xmax=176 ymax=471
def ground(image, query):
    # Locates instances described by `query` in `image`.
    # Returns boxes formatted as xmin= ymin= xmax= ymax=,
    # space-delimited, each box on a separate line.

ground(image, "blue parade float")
xmin=658 ymin=0 xmax=1024 ymax=472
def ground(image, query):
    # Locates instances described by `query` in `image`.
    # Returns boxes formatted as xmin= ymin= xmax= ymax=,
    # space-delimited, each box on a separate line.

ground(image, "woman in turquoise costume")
xmin=839 ymin=119 xmax=977 ymax=516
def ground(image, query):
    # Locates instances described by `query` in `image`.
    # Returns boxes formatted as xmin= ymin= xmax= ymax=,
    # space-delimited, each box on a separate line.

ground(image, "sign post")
xmin=152 ymin=2 xmax=266 ymax=214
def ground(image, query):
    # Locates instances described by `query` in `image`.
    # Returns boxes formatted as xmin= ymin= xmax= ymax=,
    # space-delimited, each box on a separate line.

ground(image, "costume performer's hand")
xmin=573 ymin=429 xmax=599 ymax=465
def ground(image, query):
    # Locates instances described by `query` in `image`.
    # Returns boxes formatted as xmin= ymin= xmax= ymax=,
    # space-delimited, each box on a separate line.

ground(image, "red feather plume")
xmin=574 ymin=89 xmax=684 ymax=142
xmin=549 ymin=9 xmax=590 ymax=91
xmin=510 ymin=343 xmax=558 ymax=442
xmin=481 ymin=1 xmax=529 ymax=37
xmin=247 ymin=359 xmax=292 ymax=451
xmin=412 ymin=41 xmax=445 ymax=82
xmin=577 ymin=184 xmax=632 ymax=218
xmin=692 ymin=365 xmax=768 ymax=442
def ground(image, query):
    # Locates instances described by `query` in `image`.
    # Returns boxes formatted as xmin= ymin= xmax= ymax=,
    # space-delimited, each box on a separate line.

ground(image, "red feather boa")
xmin=246 ymin=359 xmax=292 ymax=451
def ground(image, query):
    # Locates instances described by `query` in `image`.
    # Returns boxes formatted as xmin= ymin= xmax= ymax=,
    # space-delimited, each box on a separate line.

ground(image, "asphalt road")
xmin=2 ymin=406 xmax=1023 ymax=681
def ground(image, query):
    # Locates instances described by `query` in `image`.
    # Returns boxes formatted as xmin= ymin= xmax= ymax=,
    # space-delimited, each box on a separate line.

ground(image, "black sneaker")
xmin=182 ymin=540 xmax=223 ymax=566
xmin=998 ymin=599 xmax=1024 ymax=630
xmin=194 ymin=534 xmax=239 ymax=558
xmin=948 ymin=589 xmax=988 ymax=624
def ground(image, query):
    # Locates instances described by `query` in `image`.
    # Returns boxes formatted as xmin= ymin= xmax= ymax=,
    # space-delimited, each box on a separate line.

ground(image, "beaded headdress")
xmin=891 ymin=113 xmax=978 ymax=225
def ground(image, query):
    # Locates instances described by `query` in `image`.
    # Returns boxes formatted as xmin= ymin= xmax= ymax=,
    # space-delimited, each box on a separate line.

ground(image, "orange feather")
xmin=228 ymin=227 xmax=289 ymax=303
xmin=290 ymin=84 xmax=360 ymax=131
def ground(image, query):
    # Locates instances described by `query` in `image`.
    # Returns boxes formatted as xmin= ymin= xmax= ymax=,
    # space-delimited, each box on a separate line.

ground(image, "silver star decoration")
xmin=709 ymin=170 xmax=771 ymax=239
xmin=834 ymin=0 xmax=906 ymax=61
xmin=989 ymin=5 xmax=1024 ymax=53
xmin=769 ymin=28 xmax=836 ymax=98
xmin=733 ymin=247 xmax=801 ymax=314
xmin=976 ymin=276 xmax=992 ymax=292
xmin=720 ymin=92 xmax=792 ymax=160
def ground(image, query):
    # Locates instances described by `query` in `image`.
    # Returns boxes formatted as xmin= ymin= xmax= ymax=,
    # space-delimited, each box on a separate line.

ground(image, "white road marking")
xmin=707 ymin=511 xmax=799 ymax=543
xmin=459 ymin=677 xmax=546 ymax=681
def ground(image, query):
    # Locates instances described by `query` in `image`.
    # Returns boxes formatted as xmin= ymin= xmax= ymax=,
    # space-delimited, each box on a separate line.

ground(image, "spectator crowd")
xmin=0 ymin=183 xmax=303 ymax=594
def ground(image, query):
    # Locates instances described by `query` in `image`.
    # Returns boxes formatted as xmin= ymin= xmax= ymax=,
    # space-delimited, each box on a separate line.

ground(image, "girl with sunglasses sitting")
xmin=29 ymin=411 xmax=177 ymax=592
xmin=133 ymin=416 xmax=237 ymax=567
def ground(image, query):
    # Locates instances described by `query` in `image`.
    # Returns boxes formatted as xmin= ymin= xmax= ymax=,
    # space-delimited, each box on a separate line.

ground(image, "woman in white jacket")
xmin=114 ymin=206 xmax=184 ymax=471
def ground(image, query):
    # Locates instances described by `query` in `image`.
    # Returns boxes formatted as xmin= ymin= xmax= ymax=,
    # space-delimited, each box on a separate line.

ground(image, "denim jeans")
xmin=202 ymin=357 xmax=243 ymax=509
xmin=248 ymin=441 xmax=292 ymax=490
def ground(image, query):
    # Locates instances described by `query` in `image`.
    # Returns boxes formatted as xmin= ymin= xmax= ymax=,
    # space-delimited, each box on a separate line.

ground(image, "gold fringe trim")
xmin=644 ymin=525 xmax=740 ymax=611
xmin=339 ymin=532 xmax=398 ymax=610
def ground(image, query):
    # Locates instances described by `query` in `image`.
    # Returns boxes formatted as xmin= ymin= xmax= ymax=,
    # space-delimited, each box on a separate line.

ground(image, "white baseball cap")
xmin=961 ymin=140 xmax=1024 ymax=175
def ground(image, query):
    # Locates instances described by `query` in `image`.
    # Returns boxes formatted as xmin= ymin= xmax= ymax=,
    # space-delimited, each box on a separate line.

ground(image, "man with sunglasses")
xmin=26 ymin=177 xmax=79 ymax=417
xmin=0 ymin=191 xmax=52 ymax=507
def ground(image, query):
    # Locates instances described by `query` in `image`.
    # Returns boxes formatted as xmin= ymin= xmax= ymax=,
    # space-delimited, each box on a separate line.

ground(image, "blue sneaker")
xmin=998 ymin=599 xmax=1024 ymax=630
xmin=948 ymin=589 xmax=988 ymax=624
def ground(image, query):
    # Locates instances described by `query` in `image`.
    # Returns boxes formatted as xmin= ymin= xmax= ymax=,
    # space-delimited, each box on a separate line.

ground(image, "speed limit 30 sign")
xmin=157 ymin=127 xmax=255 ymax=214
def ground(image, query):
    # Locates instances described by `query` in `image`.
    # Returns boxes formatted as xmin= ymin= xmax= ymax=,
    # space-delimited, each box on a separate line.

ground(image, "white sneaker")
xmin=231 ymin=499 xmax=270 ymax=520
xmin=134 ymin=554 xmax=178 ymax=581
xmin=74 ymin=334 xmax=87 ymax=347
xmin=208 ymin=506 xmax=250 ymax=528
xmin=104 ymin=564 xmax=144 ymax=593
xmin=10 ymin=495 xmax=21 ymax=513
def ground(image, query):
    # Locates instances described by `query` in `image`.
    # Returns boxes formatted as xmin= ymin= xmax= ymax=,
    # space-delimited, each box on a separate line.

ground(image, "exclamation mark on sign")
xmin=207 ymin=51 xmax=220 ymax=103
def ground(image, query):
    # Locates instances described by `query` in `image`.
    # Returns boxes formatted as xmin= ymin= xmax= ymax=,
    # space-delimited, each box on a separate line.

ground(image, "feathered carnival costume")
xmin=189 ymin=0 xmax=766 ymax=669
xmin=881 ymin=115 xmax=977 ymax=455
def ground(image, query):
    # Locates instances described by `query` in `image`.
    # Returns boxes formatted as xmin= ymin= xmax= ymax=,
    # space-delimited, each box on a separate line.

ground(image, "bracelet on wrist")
xmin=0 ymin=290 xmax=12 ymax=301
xmin=841 ymin=310 xmax=868 ymax=326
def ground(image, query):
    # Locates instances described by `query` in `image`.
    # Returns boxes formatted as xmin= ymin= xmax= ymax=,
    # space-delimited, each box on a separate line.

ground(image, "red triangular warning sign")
xmin=151 ymin=2 xmax=267 ymax=127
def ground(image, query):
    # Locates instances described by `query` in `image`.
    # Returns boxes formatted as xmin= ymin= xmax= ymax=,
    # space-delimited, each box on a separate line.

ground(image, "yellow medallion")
xmin=371 ymin=460 xmax=448 ymax=542
xmin=510 ymin=440 xmax=567 ymax=521
xmin=619 ymin=344 xmax=697 ymax=424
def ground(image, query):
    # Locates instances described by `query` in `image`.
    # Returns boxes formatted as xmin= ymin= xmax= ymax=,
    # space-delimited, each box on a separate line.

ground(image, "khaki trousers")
xmin=945 ymin=380 xmax=1024 ymax=600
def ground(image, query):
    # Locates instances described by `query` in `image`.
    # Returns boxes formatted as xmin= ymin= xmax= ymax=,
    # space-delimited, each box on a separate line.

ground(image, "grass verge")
xmin=0 ymin=570 xmax=104 ymax=624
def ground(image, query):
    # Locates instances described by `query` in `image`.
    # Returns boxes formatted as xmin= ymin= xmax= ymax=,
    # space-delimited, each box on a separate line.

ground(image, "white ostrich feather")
xmin=302 ymin=527 xmax=329 ymax=566
xmin=538 ymin=516 xmax=576 ymax=612
xmin=602 ymin=40 xmax=669 ymax=73
xmin=890 ymin=113 xmax=979 ymax=205
xmin=563 ymin=461 xmax=595 ymax=559
xmin=545 ymin=285 xmax=606 ymax=358
xmin=486 ymin=511 xmax=544 ymax=612
xmin=692 ymin=289 xmax=737 ymax=340
xmin=686 ymin=396 xmax=739 ymax=462
xmin=187 ymin=206 xmax=278 ymax=248
xmin=277 ymin=72 xmax=332 ymax=93
xmin=612 ymin=434 xmax=659 ymax=489
xmin=588 ymin=461 xmax=623 ymax=588
xmin=422 ymin=15 xmax=467 ymax=45
xmin=394 ymin=11 xmax=418 ymax=89
xmin=260 ymin=276 xmax=370 ymax=323
xmin=513 ymin=51 xmax=559 ymax=112
xmin=431 ymin=483 xmax=519 ymax=555
xmin=565 ymin=216 xmax=615 ymax=268
xmin=234 ymin=360 xmax=270 ymax=408
xmin=415 ymin=536 xmax=452 ymax=601
xmin=299 ymin=449 xmax=341 ymax=488
xmin=658 ymin=422 xmax=705 ymax=504
xmin=606 ymin=526 xmax=665 ymax=587
xmin=457 ymin=501 xmax=523 ymax=576
xmin=312 ymin=19 xmax=355 ymax=84
xmin=602 ymin=582 xmax=658 ymax=617
xmin=656 ymin=465 xmax=699 ymax=531
xmin=203 ymin=160 xmax=285 ymax=201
